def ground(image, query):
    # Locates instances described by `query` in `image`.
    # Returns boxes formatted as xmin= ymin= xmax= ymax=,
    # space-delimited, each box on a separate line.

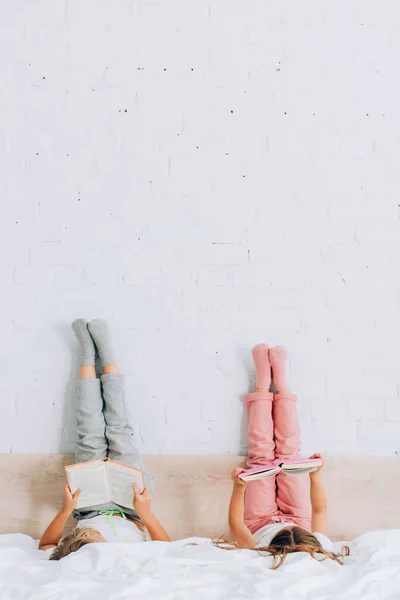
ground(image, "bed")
xmin=1 ymin=455 xmax=399 ymax=598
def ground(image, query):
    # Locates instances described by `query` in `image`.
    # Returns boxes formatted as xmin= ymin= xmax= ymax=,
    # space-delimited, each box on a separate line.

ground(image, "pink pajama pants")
xmin=244 ymin=391 xmax=311 ymax=534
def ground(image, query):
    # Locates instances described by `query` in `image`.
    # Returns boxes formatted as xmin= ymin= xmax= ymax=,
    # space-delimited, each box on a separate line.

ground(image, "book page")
xmin=66 ymin=460 xmax=111 ymax=509
xmin=106 ymin=461 xmax=144 ymax=510
xmin=282 ymin=467 xmax=318 ymax=476
xmin=241 ymin=466 xmax=281 ymax=481
xmin=282 ymin=461 xmax=322 ymax=475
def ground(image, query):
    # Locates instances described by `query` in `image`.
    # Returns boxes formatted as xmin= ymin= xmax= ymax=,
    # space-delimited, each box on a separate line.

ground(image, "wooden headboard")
xmin=0 ymin=455 xmax=398 ymax=540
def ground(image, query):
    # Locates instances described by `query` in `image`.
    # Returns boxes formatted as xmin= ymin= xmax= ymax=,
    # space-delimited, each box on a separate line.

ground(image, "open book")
xmin=65 ymin=458 xmax=144 ymax=510
xmin=238 ymin=458 xmax=323 ymax=481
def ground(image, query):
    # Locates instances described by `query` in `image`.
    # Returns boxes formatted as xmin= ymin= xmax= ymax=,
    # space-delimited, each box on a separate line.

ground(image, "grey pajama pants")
xmin=73 ymin=373 xmax=152 ymax=521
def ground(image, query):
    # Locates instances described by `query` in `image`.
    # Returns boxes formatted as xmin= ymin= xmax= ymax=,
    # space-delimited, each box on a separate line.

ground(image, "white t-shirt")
xmin=253 ymin=523 xmax=334 ymax=553
xmin=78 ymin=515 xmax=151 ymax=543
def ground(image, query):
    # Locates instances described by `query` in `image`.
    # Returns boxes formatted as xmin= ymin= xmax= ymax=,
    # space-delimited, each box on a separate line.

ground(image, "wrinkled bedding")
xmin=0 ymin=530 xmax=399 ymax=599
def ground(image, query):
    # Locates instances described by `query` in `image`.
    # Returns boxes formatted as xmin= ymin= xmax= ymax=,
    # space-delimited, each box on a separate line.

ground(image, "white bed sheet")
xmin=0 ymin=530 xmax=399 ymax=599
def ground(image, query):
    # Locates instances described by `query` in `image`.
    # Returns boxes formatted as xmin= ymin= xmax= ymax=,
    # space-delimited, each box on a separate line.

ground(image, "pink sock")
xmin=252 ymin=344 xmax=271 ymax=390
xmin=269 ymin=346 xmax=289 ymax=392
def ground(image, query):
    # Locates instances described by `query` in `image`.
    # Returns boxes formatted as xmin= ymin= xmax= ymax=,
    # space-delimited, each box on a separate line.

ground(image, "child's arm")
xmin=132 ymin=484 xmax=171 ymax=542
xmin=309 ymin=453 xmax=328 ymax=535
xmin=39 ymin=484 xmax=81 ymax=550
xmin=228 ymin=469 xmax=256 ymax=549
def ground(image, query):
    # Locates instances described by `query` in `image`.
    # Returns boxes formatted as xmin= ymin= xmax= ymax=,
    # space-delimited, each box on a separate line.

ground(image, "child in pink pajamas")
xmin=227 ymin=344 xmax=349 ymax=569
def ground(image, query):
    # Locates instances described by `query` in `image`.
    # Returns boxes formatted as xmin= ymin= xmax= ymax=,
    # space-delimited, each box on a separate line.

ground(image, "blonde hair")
xmin=215 ymin=526 xmax=350 ymax=570
xmin=49 ymin=527 xmax=103 ymax=561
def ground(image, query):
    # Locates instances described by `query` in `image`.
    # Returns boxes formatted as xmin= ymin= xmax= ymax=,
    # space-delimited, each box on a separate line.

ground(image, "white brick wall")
xmin=1 ymin=1 xmax=400 ymax=457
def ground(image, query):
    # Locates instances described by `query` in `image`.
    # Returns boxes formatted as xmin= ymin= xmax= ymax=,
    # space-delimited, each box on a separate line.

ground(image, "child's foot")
xmin=88 ymin=319 xmax=115 ymax=367
xmin=252 ymin=344 xmax=271 ymax=391
xmin=72 ymin=319 xmax=95 ymax=366
xmin=269 ymin=346 xmax=289 ymax=392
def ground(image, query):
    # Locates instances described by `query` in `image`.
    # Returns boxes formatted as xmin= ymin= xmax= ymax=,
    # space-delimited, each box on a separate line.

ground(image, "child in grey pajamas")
xmin=39 ymin=319 xmax=170 ymax=559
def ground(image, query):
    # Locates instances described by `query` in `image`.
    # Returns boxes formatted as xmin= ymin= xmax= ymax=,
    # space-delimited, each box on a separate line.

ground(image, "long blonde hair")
xmin=49 ymin=526 xmax=103 ymax=560
xmin=215 ymin=526 xmax=350 ymax=570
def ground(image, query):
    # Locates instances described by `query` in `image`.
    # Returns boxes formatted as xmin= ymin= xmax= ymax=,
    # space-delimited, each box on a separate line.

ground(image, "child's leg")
xmin=72 ymin=320 xmax=108 ymax=463
xmin=72 ymin=319 xmax=140 ymax=522
xmin=88 ymin=319 xmax=152 ymax=492
xmin=244 ymin=344 xmax=278 ymax=534
xmin=270 ymin=346 xmax=311 ymax=529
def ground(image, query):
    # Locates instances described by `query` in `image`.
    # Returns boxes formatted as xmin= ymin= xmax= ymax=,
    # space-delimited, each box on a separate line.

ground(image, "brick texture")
xmin=1 ymin=1 xmax=400 ymax=456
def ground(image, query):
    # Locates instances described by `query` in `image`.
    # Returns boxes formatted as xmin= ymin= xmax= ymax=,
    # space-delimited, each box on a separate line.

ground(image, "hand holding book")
xmin=62 ymin=484 xmax=81 ymax=514
xmin=308 ymin=453 xmax=324 ymax=478
xmin=231 ymin=468 xmax=248 ymax=488
xmin=132 ymin=483 xmax=152 ymax=518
